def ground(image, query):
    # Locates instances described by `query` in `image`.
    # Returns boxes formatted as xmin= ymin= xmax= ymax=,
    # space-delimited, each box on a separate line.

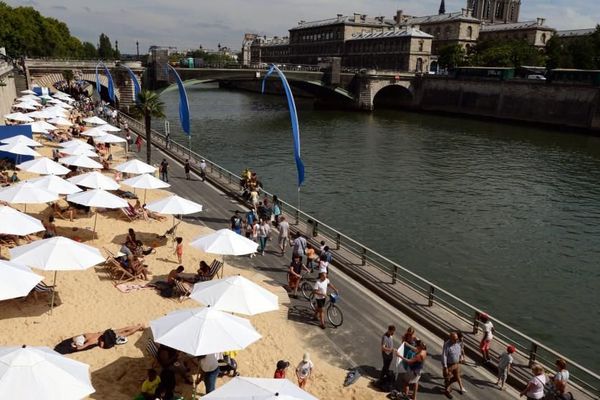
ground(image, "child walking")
xmin=495 ymin=345 xmax=515 ymax=390
xmin=174 ymin=237 xmax=183 ymax=264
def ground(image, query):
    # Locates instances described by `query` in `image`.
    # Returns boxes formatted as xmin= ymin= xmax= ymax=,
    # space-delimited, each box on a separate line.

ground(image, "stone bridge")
xmin=170 ymin=67 xmax=418 ymax=110
xmin=22 ymin=59 xmax=144 ymax=107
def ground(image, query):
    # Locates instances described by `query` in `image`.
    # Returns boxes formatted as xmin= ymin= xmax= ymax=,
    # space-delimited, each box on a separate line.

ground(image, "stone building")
xmin=287 ymin=13 xmax=394 ymax=65
xmin=403 ymin=9 xmax=481 ymax=53
xmin=478 ymin=18 xmax=554 ymax=47
xmin=242 ymin=33 xmax=258 ymax=66
xmin=555 ymin=28 xmax=596 ymax=43
xmin=468 ymin=0 xmax=521 ymax=23
xmin=345 ymin=28 xmax=432 ymax=72
xmin=250 ymin=36 xmax=290 ymax=65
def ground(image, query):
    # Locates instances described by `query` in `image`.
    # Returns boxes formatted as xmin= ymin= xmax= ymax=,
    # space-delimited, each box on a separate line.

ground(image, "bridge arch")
xmin=372 ymin=82 xmax=415 ymax=110
xmin=30 ymin=72 xmax=121 ymax=101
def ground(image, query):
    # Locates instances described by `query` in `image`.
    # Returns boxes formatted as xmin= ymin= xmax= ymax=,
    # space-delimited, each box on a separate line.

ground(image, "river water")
xmin=159 ymin=83 xmax=600 ymax=371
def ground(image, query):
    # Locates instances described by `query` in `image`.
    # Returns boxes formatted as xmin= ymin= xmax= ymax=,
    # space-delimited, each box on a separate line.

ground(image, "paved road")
xmin=134 ymin=145 xmax=519 ymax=400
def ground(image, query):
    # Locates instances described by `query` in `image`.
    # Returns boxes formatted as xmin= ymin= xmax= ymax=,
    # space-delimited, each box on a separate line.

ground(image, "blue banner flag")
xmin=123 ymin=65 xmax=141 ymax=104
xmin=262 ymin=65 xmax=305 ymax=187
xmin=167 ymin=64 xmax=190 ymax=136
xmin=102 ymin=63 xmax=115 ymax=103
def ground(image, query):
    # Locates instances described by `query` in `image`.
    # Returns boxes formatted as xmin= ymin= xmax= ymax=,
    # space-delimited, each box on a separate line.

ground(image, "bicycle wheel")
xmin=309 ymin=293 xmax=316 ymax=311
xmin=301 ymin=280 xmax=313 ymax=300
xmin=327 ymin=304 xmax=344 ymax=327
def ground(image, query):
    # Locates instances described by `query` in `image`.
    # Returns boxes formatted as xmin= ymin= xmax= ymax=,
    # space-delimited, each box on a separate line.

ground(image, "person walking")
xmin=496 ymin=345 xmax=516 ymax=390
xmin=296 ymin=353 xmax=314 ymax=389
xmin=479 ymin=313 xmax=494 ymax=363
xmin=199 ymin=159 xmax=207 ymax=181
xmin=257 ymin=218 xmax=271 ymax=256
xmin=159 ymin=159 xmax=169 ymax=182
xmin=291 ymin=233 xmax=307 ymax=262
xmin=135 ymin=133 xmax=143 ymax=152
xmin=200 ymin=353 xmax=220 ymax=394
xmin=288 ymin=254 xmax=309 ymax=298
xmin=230 ymin=211 xmax=243 ymax=235
xmin=278 ymin=216 xmax=290 ymax=256
xmin=184 ymin=159 xmax=191 ymax=180
xmin=442 ymin=332 xmax=466 ymax=398
xmin=380 ymin=325 xmax=396 ymax=382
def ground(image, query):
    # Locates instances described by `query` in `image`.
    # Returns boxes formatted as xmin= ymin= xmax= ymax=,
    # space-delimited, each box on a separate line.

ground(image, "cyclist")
xmin=313 ymin=272 xmax=339 ymax=329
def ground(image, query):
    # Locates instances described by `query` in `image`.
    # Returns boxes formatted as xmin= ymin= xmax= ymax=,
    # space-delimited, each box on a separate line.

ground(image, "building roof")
xmin=290 ymin=15 xmax=394 ymax=31
xmin=555 ymin=28 xmax=596 ymax=38
xmin=405 ymin=11 xmax=480 ymax=25
xmin=480 ymin=20 xmax=554 ymax=32
xmin=348 ymin=27 xmax=433 ymax=40
xmin=252 ymin=37 xmax=289 ymax=47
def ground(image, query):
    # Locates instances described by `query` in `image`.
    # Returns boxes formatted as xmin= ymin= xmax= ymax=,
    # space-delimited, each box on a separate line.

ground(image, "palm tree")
xmin=133 ymin=89 xmax=165 ymax=164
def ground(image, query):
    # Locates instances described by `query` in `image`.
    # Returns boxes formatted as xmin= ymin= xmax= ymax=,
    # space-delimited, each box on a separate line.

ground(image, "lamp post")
xmin=136 ymin=41 xmax=140 ymax=60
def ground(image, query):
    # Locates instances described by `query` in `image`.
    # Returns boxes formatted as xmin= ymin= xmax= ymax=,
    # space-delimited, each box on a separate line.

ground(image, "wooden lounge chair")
xmin=174 ymin=280 xmax=191 ymax=302
xmin=121 ymin=207 xmax=142 ymax=222
xmin=146 ymin=339 xmax=160 ymax=368
xmin=0 ymin=235 xmax=19 ymax=248
xmin=196 ymin=259 xmax=224 ymax=282
xmin=31 ymin=281 xmax=55 ymax=302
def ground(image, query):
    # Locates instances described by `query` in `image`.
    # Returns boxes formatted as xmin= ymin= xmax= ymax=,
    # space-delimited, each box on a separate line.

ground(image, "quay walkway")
xmin=117 ymin=111 xmax=598 ymax=400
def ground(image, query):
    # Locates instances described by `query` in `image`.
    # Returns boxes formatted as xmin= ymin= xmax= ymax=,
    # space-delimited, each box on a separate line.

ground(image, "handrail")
xmin=115 ymin=109 xmax=600 ymax=396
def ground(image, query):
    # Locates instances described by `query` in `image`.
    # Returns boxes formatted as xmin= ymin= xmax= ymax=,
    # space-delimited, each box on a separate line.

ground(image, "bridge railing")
xmin=116 ymin=109 xmax=600 ymax=397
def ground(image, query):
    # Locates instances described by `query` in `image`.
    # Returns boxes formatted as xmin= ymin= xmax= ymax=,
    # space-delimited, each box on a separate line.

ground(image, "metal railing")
xmin=116 ymin=110 xmax=600 ymax=397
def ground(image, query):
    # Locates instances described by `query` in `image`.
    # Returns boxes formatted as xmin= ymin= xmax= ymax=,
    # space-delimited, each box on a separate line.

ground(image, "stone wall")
xmin=416 ymin=77 xmax=600 ymax=131
xmin=0 ymin=64 xmax=17 ymax=123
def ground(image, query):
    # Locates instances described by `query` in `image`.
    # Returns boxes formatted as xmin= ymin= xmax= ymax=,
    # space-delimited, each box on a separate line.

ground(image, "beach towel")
xmin=116 ymin=283 xmax=152 ymax=293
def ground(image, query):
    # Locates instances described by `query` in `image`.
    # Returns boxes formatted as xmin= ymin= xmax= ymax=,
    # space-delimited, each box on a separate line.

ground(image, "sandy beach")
xmin=0 ymin=139 xmax=383 ymax=399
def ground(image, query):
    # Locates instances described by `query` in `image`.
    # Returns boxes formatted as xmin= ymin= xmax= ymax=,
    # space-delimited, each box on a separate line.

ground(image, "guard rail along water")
xmin=116 ymin=109 xmax=599 ymax=398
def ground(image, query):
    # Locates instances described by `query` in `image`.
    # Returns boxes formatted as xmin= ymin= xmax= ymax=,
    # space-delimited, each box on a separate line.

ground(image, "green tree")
xmin=472 ymin=39 xmax=544 ymax=68
xmin=133 ymin=90 xmax=165 ymax=164
xmin=98 ymin=33 xmax=114 ymax=60
xmin=438 ymin=44 xmax=467 ymax=69
xmin=81 ymin=41 xmax=97 ymax=59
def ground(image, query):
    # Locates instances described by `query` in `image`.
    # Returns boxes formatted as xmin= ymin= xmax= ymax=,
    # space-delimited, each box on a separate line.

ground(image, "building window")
xmin=418 ymin=40 xmax=424 ymax=52
xmin=467 ymin=26 xmax=473 ymax=39
xmin=416 ymin=58 xmax=423 ymax=72
xmin=541 ymin=33 xmax=547 ymax=44
xmin=444 ymin=26 xmax=451 ymax=39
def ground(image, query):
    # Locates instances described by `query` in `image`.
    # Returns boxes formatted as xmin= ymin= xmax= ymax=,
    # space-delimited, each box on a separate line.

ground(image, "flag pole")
xmin=296 ymin=187 xmax=300 ymax=225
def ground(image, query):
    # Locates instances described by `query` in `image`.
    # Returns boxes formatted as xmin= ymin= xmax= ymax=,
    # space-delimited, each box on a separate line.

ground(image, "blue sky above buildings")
xmin=6 ymin=0 xmax=600 ymax=53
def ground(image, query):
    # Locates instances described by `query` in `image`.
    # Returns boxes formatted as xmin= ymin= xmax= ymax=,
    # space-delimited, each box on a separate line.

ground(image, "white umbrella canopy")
xmin=145 ymin=195 xmax=203 ymax=215
xmin=83 ymin=116 xmax=107 ymax=125
xmin=150 ymin=307 xmax=262 ymax=356
xmin=79 ymin=127 xmax=108 ymax=137
xmin=96 ymin=123 xmax=121 ymax=132
xmin=12 ymin=102 xmax=38 ymax=111
xmin=60 ymin=140 xmax=94 ymax=150
xmin=95 ymin=133 xmax=126 ymax=144
xmin=0 ymin=182 xmax=58 ymax=205
xmin=67 ymin=189 xmax=128 ymax=209
xmin=0 ymin=142 xmax=41 ymax=157
xmin=21 ymin=89 xmax=37 ymax=95
xmin=17 ymin=95 xmax=40 ymax=102
xmin=39 ymin=94 xmax=53 ymax=100
xmin=9 ymin=236 xmax=105 ymax=271
xmin=203 ymin=377 xmax=318 ymax=400
xmin=4 ymin=112 xmax=34 ymax=123
xmin=67 ymin=171 xmax=119 ymax=190
xmin=189 ymin=229 xmax=258 ymax=256
xmin=190 ymin=275 xmax=278 ymax=316
xmin=28 ymin=175 xmax=82 ymax=195
xmin=60 ymin=147 xmax=98 ymax=158
xmin=115 ymin=159 xmax=156 ymax=174
xmin=0 ymin=135 xmax=43 ymax=147
xmin=47 ymin=117 xmax=72 ymax=127
xmin=0 ymin=206 xmax=45 ymax=236
xmin=17 ymin=157 xmax=71 ymax=176
xmin=26 ymin=110 xmax=53 ymax=120
xmin=25 ymin=121 xmax=56 ymax=133
xmin=0 ymin=346 xmax=95 ymax=400
xmin=0 ymin=260 xmax=44 ymax=301
xmin=122 ymin=173 xmax=169 ymax=190
xmin=59 ymin=155 xmax=103 ymax=169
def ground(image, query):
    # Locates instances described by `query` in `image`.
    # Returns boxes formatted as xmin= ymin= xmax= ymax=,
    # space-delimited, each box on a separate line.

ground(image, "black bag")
xmin=160 ymin=285 xmax=174 ymax=298
xmin=100 ymin=329 xmax=117 ymax=349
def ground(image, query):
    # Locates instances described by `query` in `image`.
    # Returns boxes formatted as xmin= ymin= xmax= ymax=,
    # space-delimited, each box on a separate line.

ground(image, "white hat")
xmin=302 ymin=352 xmax=310 ymax=362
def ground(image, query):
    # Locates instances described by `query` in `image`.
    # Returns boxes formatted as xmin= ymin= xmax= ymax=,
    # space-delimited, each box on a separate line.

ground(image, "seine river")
xmin=159 ymin=83 xmax=600 ymax=371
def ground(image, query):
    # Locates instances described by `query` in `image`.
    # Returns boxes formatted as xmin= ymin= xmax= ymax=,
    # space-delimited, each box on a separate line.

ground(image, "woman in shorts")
xmin=399 ymin=340 xmax=427 ymax=400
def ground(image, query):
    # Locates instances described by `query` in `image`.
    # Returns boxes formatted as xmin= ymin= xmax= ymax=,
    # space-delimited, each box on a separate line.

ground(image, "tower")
xmin=439 ymin=0 xmax=446 ymax=15
xmin=470 ymin=0 xmax=520 ymax=23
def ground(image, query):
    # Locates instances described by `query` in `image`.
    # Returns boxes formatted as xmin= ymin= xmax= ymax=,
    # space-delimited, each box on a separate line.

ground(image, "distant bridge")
xmin=168 ymin=67 xmax=419 ymax=110
xmin=22 ymin=59 xmax=144 ymax=106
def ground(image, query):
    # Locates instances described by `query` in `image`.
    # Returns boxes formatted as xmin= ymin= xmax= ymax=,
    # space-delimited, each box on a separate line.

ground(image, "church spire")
xmin=438 ymin=0 xmax=446 ymax=14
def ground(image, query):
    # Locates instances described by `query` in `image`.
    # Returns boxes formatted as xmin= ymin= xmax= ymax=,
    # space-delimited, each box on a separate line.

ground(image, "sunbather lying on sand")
xmin=54 ymin=324 xmax=145 ymax=354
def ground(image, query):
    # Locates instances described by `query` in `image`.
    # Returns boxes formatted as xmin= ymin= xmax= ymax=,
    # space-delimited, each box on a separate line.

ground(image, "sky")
xmin=6 ymin=0 xmax=600 ymax=54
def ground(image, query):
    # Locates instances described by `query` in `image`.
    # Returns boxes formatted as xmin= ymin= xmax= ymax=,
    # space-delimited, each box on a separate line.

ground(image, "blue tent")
xmin=0 ymin=125 xmax=35 ymax=164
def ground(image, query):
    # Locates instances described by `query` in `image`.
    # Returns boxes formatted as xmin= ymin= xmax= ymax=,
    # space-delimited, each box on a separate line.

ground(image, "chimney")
xmin=395 ymin=10 xmax=403 ymax=26
xmin=361 ymin=14 xmax=367 ymax=22
xmin=298 ymin=20 xmax=305 ymax=25
xmin=337 ymin=14 xmax=343 ymax=19
xmin=536 ymin=17 xmax=546 ymax=26
xmin=354 ymin=13 xmax=361 ymax=22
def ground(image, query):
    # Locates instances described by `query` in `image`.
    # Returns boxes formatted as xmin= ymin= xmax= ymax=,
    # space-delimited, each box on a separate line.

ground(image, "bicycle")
xmin=299 ymin=272 xmax=314 ymax=300
xmin=309 ymin=293 xmax=344 ymax=327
